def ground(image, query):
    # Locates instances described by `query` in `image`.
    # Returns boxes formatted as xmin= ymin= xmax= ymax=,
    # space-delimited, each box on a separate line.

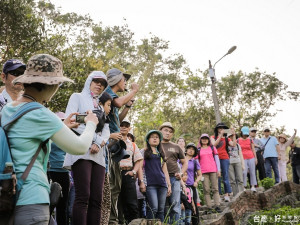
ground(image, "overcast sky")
xmin=51 ymin=0 xmax=300 ymax=135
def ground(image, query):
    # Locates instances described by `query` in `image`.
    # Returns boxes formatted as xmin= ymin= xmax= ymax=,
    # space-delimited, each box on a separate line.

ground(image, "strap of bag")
xmin=1 ymin=102 xmax=45 ymax=189
xmin=2 ymin=102 xmax=43 ymax=129
xmin=263 ymin=137 xmax=271 ymax=149
xmin=20 ymin=140 xmax=48 ymax=181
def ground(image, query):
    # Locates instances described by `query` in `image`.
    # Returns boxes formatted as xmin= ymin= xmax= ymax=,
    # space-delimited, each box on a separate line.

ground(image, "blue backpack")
xmin=0 ymin=102 xmax=43 ymax=214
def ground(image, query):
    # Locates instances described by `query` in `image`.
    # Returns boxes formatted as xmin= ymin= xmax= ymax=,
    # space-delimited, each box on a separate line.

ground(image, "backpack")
xmin=0 ymin=102 xmax=43 ymax=215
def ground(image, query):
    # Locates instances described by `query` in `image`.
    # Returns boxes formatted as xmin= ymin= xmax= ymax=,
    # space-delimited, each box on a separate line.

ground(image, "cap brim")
xmin=159 ymin=125 xmax=175 ymax=132
xmin=123 ymin=73 xmax=131 ymax=81
xmin=12 ymin=75 xmax=74 ymax=85
xmin=6 ymin=64 xmax=26 ymax=73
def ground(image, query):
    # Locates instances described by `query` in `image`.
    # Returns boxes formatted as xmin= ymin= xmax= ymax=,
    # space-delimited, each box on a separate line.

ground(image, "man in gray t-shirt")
xmin=249 ymin=127 xmax=266 ymax=181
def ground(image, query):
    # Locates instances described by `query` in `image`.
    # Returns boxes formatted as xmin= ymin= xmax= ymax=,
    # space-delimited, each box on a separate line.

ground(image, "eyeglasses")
xmin=120 ymin=123 xmax=130 ymax=128
xmin=8 ymin=70 xmax=24 ymax=77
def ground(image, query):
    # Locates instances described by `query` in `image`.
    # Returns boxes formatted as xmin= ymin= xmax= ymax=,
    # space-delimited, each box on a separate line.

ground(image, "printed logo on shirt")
xmin=168 ymin=148 xmax=176 ymax=153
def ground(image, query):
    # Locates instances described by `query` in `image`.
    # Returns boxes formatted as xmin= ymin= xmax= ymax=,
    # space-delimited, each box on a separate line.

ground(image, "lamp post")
xmin=209 ymin=46 xmax=237 ymax=124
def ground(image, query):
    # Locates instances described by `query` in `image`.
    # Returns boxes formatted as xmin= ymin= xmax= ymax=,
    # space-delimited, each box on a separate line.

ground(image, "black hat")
xmin=214 ymin=122 xmax=229 ymax=132
xmin=186 ymin=143 xmax=198 ymax=157
xmin=110 ymin=140 xmax=130 ymax=163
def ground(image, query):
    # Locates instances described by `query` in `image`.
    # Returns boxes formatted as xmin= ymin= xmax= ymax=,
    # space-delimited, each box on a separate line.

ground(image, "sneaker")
xmin=215 ymin=206 xmax=222 ymax=213
xmin=251 ymin=187 xmax=257 ymax=192
xmin=224 ymin=195 xmax=230 ymax=202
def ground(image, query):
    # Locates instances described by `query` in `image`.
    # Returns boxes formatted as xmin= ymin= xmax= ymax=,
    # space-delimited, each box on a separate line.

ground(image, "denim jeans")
xmin=167 ymin=176 xmax=181 ymax=223
xmin=146 ymin=185 xmax=167 ymax=222
xmin=292 ymin=165 xmax=300 ymax=184
xmin=180 ymin=209 xmax=192 ymax=225
xmin=218 ymin=159 xmax=232 ymax=194
xmin=264 ymin=157 xmax=280 ymax=183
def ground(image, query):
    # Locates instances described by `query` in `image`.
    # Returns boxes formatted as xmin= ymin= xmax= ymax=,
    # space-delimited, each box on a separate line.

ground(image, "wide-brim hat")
xmin=159 ymin=122 xmax=175 ymax=132
xmin=214 ymin=122 xmax=229 ymax=132
xmin=278 ymin=134 xmax=287 ymax=141
xmin=186 ymin=142 xmax=198 ymax=157
xmin=145 ymin=130 xmax=163 ymax=142
xmin=110 ymin=140 xmax=130 ymax=163
xmin=13 ymin=54 xmax=73 ymax=85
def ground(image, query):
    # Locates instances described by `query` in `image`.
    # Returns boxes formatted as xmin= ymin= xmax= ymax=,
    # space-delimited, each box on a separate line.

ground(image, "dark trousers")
xmin=256 ymin=150 xmax=266 ymax=181
xmin=72 ymin=159 xmax=105 ymax=225
xmin=118 ymin=170 xmax=138 ymax=224
xmin=292 ymin=165 xmax=300 ymax=184
xmin=48 ymin=171 xmax=70 ymax=225
xmin=187 ymin=185 xmax=199 ymax=225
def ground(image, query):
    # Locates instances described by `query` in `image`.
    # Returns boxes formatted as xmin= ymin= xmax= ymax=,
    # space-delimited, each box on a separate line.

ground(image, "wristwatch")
xmin=132 ymin=170 xmax=136 ymax=175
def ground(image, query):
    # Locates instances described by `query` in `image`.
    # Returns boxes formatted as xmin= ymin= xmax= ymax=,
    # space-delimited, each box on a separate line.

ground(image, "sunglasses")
xmin=92 ymin=79 xmax=106 ymax=85
xmin=264 ymin=130 xmax=270 ymax=132
xmin=8 ymin=70 xmax=24 ymax=77
xmin=120 ymin=123 xmax=130 ymax=128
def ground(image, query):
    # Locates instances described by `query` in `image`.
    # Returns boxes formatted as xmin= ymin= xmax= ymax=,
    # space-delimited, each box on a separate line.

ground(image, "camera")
xmin=75 ymin=114 xmax=87 ymax=123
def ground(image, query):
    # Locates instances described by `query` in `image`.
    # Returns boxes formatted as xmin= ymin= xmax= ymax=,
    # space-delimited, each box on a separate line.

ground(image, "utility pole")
xmin=209 ymin=46 xmax=237 ymax=124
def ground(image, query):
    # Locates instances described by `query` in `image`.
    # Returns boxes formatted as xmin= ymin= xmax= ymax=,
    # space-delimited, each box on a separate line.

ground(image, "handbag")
xmin=49 ymin=181 xmax=62 ymax=214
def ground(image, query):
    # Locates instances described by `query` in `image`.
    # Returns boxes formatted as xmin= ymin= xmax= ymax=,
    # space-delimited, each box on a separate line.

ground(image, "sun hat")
xmin=200 ymin=133 xmax=210 ymax=139
xmin=3 ymin=59 xmax=26 ymax=74
xmin=110 ymin=140 xmax=130 ymax=163
xmin=159 ymin=122 xmax=175 ymax=132
xmin=186 ymin=143 xmax=198 ymax=157
xmin=214 ymin=122 xmax=229 ymax=132
xmin=241 ymin=126 xmax=250 ymax=136
xmin=278 ymin=134 xmax=287 ymax=141
xmin=106 ymin=68 xmax=131 ymax=86
xmin=145 ymin=130 xmax=163 ymax=142
xmin=12 ymin=54 xmax=73 ymax=85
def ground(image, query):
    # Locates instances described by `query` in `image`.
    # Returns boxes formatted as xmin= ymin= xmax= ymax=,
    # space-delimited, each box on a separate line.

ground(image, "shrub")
xmin=261 ymin=177 xmax=275 ymax=190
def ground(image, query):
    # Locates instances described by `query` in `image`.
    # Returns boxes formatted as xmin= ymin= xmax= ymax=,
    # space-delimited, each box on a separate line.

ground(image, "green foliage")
xmin=261 ymin=177 xmax=275 ymax=190
xmin=0 ymin=0 xmax=299 ymax=148
xmin=247 ymin=206 xmax=300 ymax=224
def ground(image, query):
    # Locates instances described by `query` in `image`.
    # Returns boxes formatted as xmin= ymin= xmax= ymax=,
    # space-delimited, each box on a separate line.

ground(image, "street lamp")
xmin=209 ymin=46 xmax=237 ymax=124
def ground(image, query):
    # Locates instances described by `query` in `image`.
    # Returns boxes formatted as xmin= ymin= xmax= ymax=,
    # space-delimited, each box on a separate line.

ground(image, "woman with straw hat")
xmin=1 ymin=54 xmax=98 ymax=225
xmin=278 ymin=129 xmax=297 ymax=182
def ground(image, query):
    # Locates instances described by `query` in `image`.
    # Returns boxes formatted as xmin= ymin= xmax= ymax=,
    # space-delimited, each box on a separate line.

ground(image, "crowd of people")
xmin=0 ymin=55 xmax=299 ymax=225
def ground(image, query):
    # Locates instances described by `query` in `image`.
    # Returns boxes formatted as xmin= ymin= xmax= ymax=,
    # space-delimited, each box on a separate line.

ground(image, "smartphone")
xmin=75 ymin=114 xmax=87 ymax=123
xmin=223 ymin=129 xmax=230 ymax=134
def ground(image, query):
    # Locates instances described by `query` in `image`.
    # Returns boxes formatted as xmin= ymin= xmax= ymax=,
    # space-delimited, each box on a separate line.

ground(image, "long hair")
xmin=214 ymin=129 xmax=229 ymax=154
xmin=144 ymin=141 xmax=167 ymax=162
xmin=199 ymin=137 xmax=212 ymax=147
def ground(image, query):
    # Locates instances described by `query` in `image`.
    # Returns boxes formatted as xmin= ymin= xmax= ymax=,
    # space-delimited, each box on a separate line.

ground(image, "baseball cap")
xmin=106 ymin=68 xmax=131 ymax=86
xmin=120 ymin=118 xmax=131 ymax=126
xmin=3 ymin=59 xmax=26 ymax=74
xmin=263 ymin=127 xmax=271 ymax=132
xmin=241 ymin=126 xmax=250 ymax=136
xmin=250 ymin=127 xmax=257 ymax=132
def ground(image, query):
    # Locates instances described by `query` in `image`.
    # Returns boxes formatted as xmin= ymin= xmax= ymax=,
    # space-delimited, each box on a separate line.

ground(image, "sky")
xmin=51 ymin=0 xmax=299 ymax=135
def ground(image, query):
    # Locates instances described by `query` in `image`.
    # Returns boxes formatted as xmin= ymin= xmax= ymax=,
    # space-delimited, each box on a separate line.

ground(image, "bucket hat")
xmin=13 ymin=54 xmax=73 ymax=85
xmin=159 ymin=122 xmax=175 ymax=132
xmin=145 ymin=130 xmax=163 ymax=142
xmin=186 ymin=143 xmax=198 ymax=157
xmin=110 ymin=140 xmax=130 ymax=163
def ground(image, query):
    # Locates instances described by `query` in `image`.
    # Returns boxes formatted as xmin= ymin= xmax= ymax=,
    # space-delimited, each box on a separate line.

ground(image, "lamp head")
xmin=227 ymin=46 xmax=237 ymax=55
